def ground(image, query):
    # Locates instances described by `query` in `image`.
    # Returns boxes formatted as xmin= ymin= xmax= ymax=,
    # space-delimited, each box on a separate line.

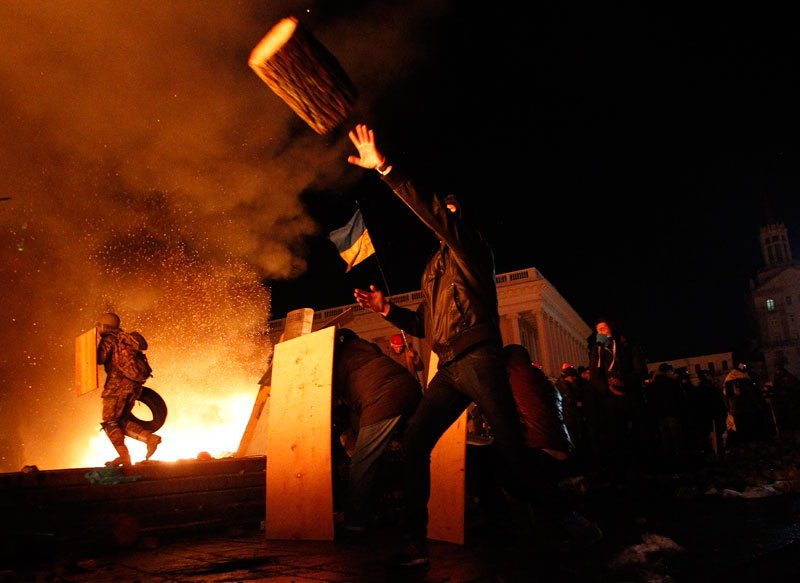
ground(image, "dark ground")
xmin=4 ymin=434 xmax=800 ymax=583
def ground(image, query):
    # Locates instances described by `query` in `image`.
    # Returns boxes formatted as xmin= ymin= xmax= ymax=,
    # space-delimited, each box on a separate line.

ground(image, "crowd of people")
xmin=328 ymin=303 xmax=800 ymax=568
xmin=551 ymin=327 xmax=800 ymax=479
xmin=336 ymin=123 xmax=800 ymax=570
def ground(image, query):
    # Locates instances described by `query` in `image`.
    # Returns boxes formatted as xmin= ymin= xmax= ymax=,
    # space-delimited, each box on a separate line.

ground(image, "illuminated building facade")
xmin=749 ymin=221 xmax=800 ymax=379
xmin=268 ymin=267 xmax=591 ymax=381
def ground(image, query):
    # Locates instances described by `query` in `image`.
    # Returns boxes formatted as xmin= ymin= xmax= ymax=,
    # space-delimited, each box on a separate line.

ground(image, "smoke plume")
xmin=0 ymin=0 xmax=446 ymax=469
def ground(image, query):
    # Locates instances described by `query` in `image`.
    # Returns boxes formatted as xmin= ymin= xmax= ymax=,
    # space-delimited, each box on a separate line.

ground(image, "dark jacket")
xmin=508 ymin=359 xmax=574 ymax=453
xmin=381 ymin=169 xmax=501 ymax=365
xmin=333 ymin=337 xmax=421 ymax=427
xmin=588 ymin=334 xmax=647 ymax=398
xmin=723 ymin=369 xmax=761 ymax=415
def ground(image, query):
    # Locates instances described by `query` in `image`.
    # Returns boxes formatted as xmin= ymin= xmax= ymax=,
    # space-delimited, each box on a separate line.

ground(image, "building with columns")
xmin=647 ymin=352 xmax=734 ymax=387
xmin=267 ymin=267 xmax=592 ymax=382
xmin=748 ymin=221 xmax=800 ymax=379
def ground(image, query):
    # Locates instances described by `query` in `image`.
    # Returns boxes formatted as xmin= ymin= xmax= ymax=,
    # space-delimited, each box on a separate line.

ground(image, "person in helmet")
xmin=96 ymin=312 xmax=162 ymax=467
xmin=386 ymin=334 xmax=425 ymax=388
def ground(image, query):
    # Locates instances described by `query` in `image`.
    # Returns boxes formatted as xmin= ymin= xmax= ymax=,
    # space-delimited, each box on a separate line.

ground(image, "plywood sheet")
xmin=235 ymin=384 xmax=271 ymax=457
xmin=75 ymin=328 xmax=99 ymax=397
xmin=265 ymin=326 xmax=335 ymax=540
xmin=427 ymin=352 xmax=467 ymax=544
xmin=283 ymin=307 xmax=314 ymax=341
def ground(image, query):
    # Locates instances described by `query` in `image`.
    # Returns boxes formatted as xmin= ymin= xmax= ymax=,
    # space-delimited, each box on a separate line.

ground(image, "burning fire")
xmin=80 ymin=384 xmax=259 ymax=467
xmin=70 ymin=251 xmax=273 ymax=469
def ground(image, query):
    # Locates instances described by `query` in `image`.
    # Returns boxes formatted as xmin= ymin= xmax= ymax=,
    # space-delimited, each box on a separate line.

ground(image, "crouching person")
xmin=333 ymin=328 xmax=421 ymax=533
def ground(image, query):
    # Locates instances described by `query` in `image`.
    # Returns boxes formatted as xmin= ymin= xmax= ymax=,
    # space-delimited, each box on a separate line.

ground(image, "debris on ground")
xmin=84 ymin=466 xmax=142 ymax=485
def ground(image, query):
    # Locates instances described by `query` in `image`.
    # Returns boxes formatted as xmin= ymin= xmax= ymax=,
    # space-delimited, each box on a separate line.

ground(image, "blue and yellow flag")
xmin=328 ymin=209 xmax=376 ymax=272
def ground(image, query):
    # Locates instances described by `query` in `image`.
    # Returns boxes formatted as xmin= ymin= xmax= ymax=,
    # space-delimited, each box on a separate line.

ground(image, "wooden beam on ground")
xmin=0 ymin=457 xmax=267 ymax=549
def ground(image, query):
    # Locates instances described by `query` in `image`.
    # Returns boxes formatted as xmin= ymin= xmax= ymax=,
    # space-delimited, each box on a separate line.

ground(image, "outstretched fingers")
xmin=348 ymin=124 xmax=372 ymax=146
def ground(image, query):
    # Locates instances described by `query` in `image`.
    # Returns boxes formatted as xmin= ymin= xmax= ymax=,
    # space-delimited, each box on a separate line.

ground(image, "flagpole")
xmin=355 ymin=200 xmax=411 ymax=348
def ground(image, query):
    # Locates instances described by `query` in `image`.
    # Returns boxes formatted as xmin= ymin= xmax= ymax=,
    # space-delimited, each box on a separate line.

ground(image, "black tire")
xmin=125 ymin=386 xmax=167 ymax=432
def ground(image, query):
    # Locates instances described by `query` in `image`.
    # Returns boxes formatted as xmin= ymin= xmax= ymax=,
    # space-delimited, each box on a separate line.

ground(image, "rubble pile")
xmin=694 ymin=430 xmax=800 ymax=497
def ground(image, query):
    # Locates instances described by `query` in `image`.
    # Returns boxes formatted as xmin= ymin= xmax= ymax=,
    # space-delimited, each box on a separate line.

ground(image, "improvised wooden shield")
xmin=75 ymin=327 xmax=99 ymax=396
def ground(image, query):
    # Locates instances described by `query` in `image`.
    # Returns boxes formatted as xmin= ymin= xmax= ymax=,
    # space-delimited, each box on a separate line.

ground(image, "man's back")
xmin=334 ymin=337 xmax=420 ymax=427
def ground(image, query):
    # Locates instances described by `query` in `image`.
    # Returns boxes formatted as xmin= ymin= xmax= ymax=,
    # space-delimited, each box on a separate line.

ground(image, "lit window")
xmin=767 ymin=299 xmax=775 ymax=312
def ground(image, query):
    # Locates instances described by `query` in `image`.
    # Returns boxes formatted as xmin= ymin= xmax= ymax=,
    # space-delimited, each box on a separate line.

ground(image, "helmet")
xmin=390 ymin=334 xmax=404 ymax=347
xmin=562 ymin=366 xmax=579 ymax=378
xmin=97 ymin=312 xmax=120 ymax=330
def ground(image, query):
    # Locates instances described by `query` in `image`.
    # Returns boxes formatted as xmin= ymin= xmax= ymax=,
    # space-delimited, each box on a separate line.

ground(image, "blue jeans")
xmin=401 ymin=342 xmax=540 ymax=541
xmin=345 ymin=415 xmax=403 ymax=526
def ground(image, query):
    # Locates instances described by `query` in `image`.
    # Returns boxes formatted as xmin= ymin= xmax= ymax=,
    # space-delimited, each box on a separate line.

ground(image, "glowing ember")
xmin=69 ymin=250 xmax=272 ymax=469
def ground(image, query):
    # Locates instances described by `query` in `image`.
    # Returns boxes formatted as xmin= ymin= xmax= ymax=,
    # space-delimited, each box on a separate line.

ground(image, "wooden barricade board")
xmin=426 ymin=352 xmax=467 ymax=545
xmin=264 ymin=326 xmax=335 ymax=540
xmin=235 ymin=383 xmax=271 ymax=458
xmin=283 ymin=307 xmax=314 ymax=341
xmin=75 ymin=328 xmax=99 ymax=397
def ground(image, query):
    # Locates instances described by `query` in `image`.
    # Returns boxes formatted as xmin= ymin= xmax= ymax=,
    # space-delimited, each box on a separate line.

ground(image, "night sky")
xmin=270 ymin=3 xmax=800 ymax=363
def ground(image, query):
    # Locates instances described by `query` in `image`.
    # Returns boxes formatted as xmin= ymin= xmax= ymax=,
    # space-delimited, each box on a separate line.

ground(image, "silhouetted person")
xmin=503 ymin=346 xmax=580 ymax=525
xmin=386 ymin=333 xmax=425 ymax=389
xmin=555 ymin=364 xmax=586 ymax=459
xmin=96 ymin=312 xmax=161 ymax=467
xmin=587 ymin=317 xmax=649 ymax=474
xmin=646 ymin=363 xmax=685 ymax=459
xmin=332 ymin=328 xmax=421 ymax=533
xmin=723 ymin=363 xmax=763 ymax=445
xmin=348 ymin=124 xmax=601 ymax=567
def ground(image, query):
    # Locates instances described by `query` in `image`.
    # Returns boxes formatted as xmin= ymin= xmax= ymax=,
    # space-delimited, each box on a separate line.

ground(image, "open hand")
xmin=354 ymin=285 xmax=389 ymax=316
xmin=347 ymin=124 xmax=388 ymax=171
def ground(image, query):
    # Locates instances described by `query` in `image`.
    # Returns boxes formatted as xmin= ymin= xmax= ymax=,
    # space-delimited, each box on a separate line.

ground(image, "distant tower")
xmin=749 ymin=215 xmax=800 ymax=380
xmin=759 ymin=222 xmax=793 ymax=276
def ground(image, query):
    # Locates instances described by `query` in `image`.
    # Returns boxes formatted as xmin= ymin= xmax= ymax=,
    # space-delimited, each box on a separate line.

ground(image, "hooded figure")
xmin=723 ymin=365 xmax=763 ymax=442
xmin=587 ymin=317 xmax=649 ymax=467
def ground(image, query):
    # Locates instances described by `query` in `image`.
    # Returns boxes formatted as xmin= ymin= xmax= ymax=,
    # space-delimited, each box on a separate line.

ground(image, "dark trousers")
xmin=400 ymin=343 xmax=543 ymax=542
xmin=345 ymin=415 xmax=403 ymax=526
